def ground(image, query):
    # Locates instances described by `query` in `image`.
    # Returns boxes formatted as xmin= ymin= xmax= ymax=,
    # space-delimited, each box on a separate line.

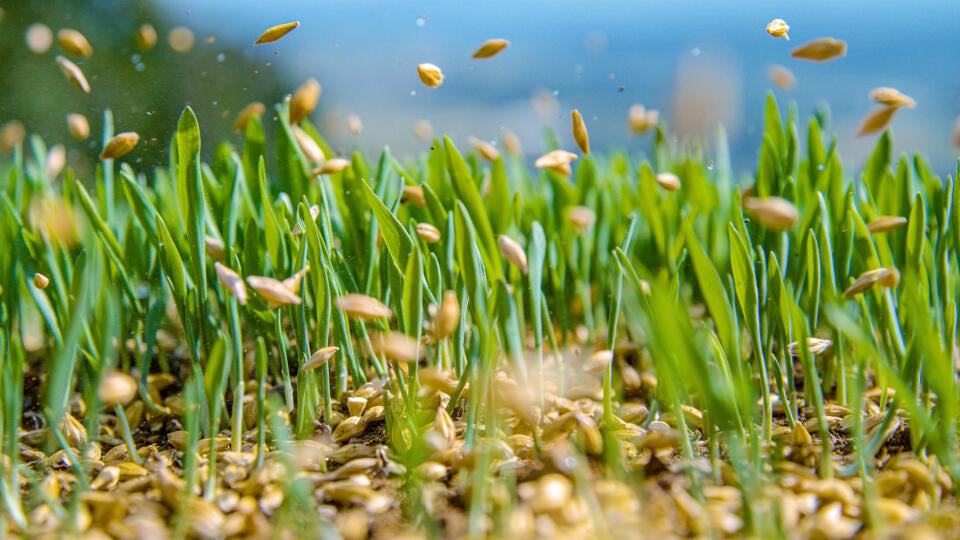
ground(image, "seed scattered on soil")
xmin=98 ymin=371 xmax=138 ymax=406
xmin=254 ymin=21 xmax=300 ymax=45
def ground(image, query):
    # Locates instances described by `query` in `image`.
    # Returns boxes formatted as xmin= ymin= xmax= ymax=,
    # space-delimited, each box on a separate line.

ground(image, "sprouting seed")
xmin=168 ymin=26 xmax=195 ymax=53
xmin=867 ymin=216 xmax=907 ymax=233
xmin=571 ymin=109 xmax=590 ymax=155
xmin=468 ymin=136 xmax=500 ymax=162
xmin=856 ymin=106 xmax=898 ymax=136
xmin=338 ymin=293 xmax=392 ymax=321
xmin=417 ymin=63 xmax=444 ymax=88
xmin=303 ymin=346 xmax=339 ymax=371
xmin=66 ymin=113 xmax=90 ymax=140
xmin=534 ymin=149 xmax=578 ymax=177
xmin=98 ymin=371 xmax=138 ymax=407
xmin=498 ymin=235 xmax=528 ymax=274
xmin=313 ymin=158 xmax=351 ymax=176
xmin=412 ymin=120 xmax=433 ymax=141
xmin=290 ymin=78 xmax=322 ymax=124
xmin=656 ymin=172 xmax=681 ymax=191
xmin=232 ymin=102 xmax=266 ymax=132
xmin=204 ymin=236 xmax=225 ymax=262
xmin=743 ymin=196 xmax=800 ymax=231
xmin=628 ymin=104 xmax=659 ymax=134
xmin=247 ymin=275 xmax=302 ymax=308
xmin=282 ymin=265 xmax=310 ymax=295
xmin=26 ymin=23 xmax=54 ymax=54
xmin=767 ymin=64 xmax=796 ymax=91
xmin=401 ymin=185 xmax=427 ymax=208
xmin=433 ymin=291 xmax=460 ymax=340
xmin=254 ymin=21 xmax=300 ymax=45
xmin=57 ymin=28 xmax=93 ymax=57
xmin=33 ymin=273 xmax=50 ymax=290
xmin=56 ymin=56 xmax=91 ymax=93
xmin=868 ymin=87 xmax=916 ymax=109
xmin=765 ymin=19 xmax=790 ymax=40
xmin=416 ymin=223 xmax=441 ymax=244
xmin=501 ymin=129 xmax=522 ymax=156
xmin=292 ymin=126 xmax=325 ymax=163
xmin=214 ymin=262 xmax=247 ymax=305
xmin=790 ymin=37 xmax=847 ymax=62
xmin=136 ymin=23 xmax=158 ymax=51
xmin=787 ymin=337 xmax=832 ymax=357
xmin=369 ymin=332 xmax=420 ymax=363
xmin=471 ymin=38 xmax=510 ymax=59
xmin=99 ymin=132 xmax=140 ymax=160
xmin=843 ymin=267 xmax=900 ymax=298
xmin=568 ymin=206 xmax=596 ymax=233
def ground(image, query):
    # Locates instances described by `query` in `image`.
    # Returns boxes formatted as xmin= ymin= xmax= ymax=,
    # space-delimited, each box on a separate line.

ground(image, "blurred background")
xmin=2 ymin=0 xmax=959 ymax=179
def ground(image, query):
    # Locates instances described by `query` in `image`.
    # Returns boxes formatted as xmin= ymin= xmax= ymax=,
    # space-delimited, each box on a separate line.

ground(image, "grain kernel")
xmin=290 ymin=78 xmax=322 ymax=124
xmin=417 ymin=63 xmax=444 ymax=88
xmin=790 ymin=37 xmax=847 ymax=62
xmin=857 ymin=106 xmax=898 ymax=136
xmin=472 ymin=38 xmax=510 ymax=59
xmin=66 ymin=113 xmax=90 ymax=140
xmin=571 ymin=109 xmax=590 ymax=155
xmin=136 ymin=23 xmax=158 ymax=51
xmin=338 ymin=294 xmax=392 ymax=321
xmin=416 ymin=223 xmax=441 ymax=244
xmin=254 ymin=21 xmax=300 ymax=45
xmin=232 ymin=102 xmax=265 ymax=132
xmin=656 ymin=172 xmax=681 ymax=191
xmin=869 ymin=87 xmax=916 ymax=108
xmin=56 ymin=56 xmax=91 ymax=93
xmin=214 ymin=262 xmax=248 ymax=305
xmin=168 ymin=26 xmax=195 ymax=53
xmin=99 ymin=132 xmax=140 ymax=160
xmin=498 ymin=235 xmax=528 ymax=274
xmin=33 ymin=273 xmax=50 ymax=289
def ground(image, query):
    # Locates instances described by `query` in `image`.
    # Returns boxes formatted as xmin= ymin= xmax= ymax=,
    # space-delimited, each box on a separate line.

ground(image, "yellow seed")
xmin=347 ymin=114 xmax=363 ymax=136
xmin=57 ymin=28 xmax=93 ymax=57
xmin=791 ymin=421 xmax=812 ymax=445
xmin=99 ymin=132 xmax=140 ymax=160
xmin=743 ymin=196 xmax=799 ymax=231
xmin=33 ymin=273 xmax=50 ymax=290
xmin=26 ymin=23 xmax=53 ymax=54
xmin=247 ymin=275 xmax=301 ymax=308
xmin=45 ymin=144 xmax=66 ymax=180
xmin=290 ymin=78 xmax=322 ymax=124
xmin=628 ymin=104 xmax=659 ymax=134
xmin=98 ymin=371 xmax=138 ymax=407
xmin=232 ymin=102 xmax=266 ymax=132
xmin=571 ymin=109 xmax=590 ymax=155
xmin=434 ymin=291 xmax=460 ymax=340
xmin=468 ymin=136 xmax=501 ymax=162
xmin=292 ymin=126 xmax=325 ymax=163
xmin=416 ymin=223 xmax=441 ymax=244
xmin=303 ymin=346 xmax=339 ymax=371
xmin=857 ymin=106 xmax=898 ymax=136
xmin=767 ymin=64 xmax=796 ymax=91
xmin=867 ymin=216 xmax=907 ymax=233
xmin=56 ymin=56 xmax=91 ymax=93
xmin=401 ymin=185 xmax=427 ymax=208
xmin=656 ymin=172 xmax=681 ymax=191
xmin=254 ymin=21 xmax=300 ymax=45
xmin=168 ymin=26 xmax=195 ymax=53
xmin=534 ymin=149 xmax=578 ymax=176
xmin=787 ymin=337 xmax=832 ymax=357
xmin=790 ymin=37 xmax=847 ymax=62
xmin=66 ymin=113 xmax=90 ymax=140
xmin=472 ymin=38 xmax=510 ymax=59
xmin=568 ymin=206 xmax=596 ymax=232
xmin=0 ymin=121 xmax=26 ymax=152
xmin=412 ymin=120 xmax=433 ymax=141
xmin=135 ymin=23 xmax=158 ymax=51
xmin=501 ymin=129 xmax=522 ymax=156
xmin=765 ymin=19 xmax=790 ymax=40
xmin=313 ymin=158 xmax=352 ymax=175
xmin=868 ymin=87 xmax=916 ymax=109
xmin=416 ymin=63 xmax=444 ymax=88
xmin=369 ymin=332 xmax=420 ymax=363
xmin=282 ymin=265 xmax=310 ymax=295
xmin=498 ymin=235 xmax=528 ymax=274
xmin=338 ymin=293 xmax=392 ymax=321
xmin=843 ymin=267 xmax=900 ymax=298
xmin=214 ymin=262 xmax=248 ymax=305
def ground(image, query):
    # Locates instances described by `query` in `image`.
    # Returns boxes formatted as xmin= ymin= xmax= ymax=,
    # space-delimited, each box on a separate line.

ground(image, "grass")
xmin=1 ymin=93 xmax=959 ymax=538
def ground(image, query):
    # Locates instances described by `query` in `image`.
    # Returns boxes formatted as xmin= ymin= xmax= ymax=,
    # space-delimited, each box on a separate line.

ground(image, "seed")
xmin=346 ymin=397 xmax=367 ymax=418
xmin=571 ymin=109 xmax=590 ymax=155
xmin=282 ymin=265 xmax=309 ymax=294
xmin=168 ymin=26 xmax=195 ymax=53
xmin=56 ymin=56 xmax=91 ymax=93
xmin=312 ymin=158 xmax=351 ymax=175
xmin=628 ymin=104 xmax=659 ymax=134
xmin=787 ymin=337 xmax=832 ymax=357
xmin=369 ymin=332 xmax=420 ymax=363
xmin=254 ymin=21 xmax=300 ymax=45
xmin=0 ymin=121 xmax=26 ymax=152
xmin=303 ymin=346 xmax=339 ymax=371
xmin=842 ymin=267 xmax=900 ymax=297
xmin=498 ymin=235 xmax=528 ymax=274
xmin=98 ymin=371 xmax=138 ymax=407
xmin=416 ymin=223 xmax=441 ymax=244
xmin=869 ymin=87 xmax=916 ymax=108
xmin=136 ymin=23 xmax=158 ymax=51
xmin=791 ymin=421 xmax=813 ymax=446
xmin=471 ymin=38 xmax=510 ymax=59
xmin=62 ymin=413 xmax=88 ymax=449
xmin=45 ymin=144 xmax=66 ymax=179
xmin=867 ymin=215 xmax=907 ymax=233
xmin=766 ymin=64 xmax=796 ymax=91
xmin=33 ymin=273 xmax=50 ymax=289
xmin=742 ymin=196 xmax=799 ymax=231
xmin=290 ymin=78 xmax=322 ymax=124
xmin=568 ymin=206 xmax=596 ymax=232
xmin=534 ymin=149 xmax=578 ymax=176
xmin=856 ymin=106 xmax=898 ymax=136
xmin=501 ymin=129 xmax=522 ymax=156
xmin=214 ymin=262 xmax=248 ymax=305
xmin=656 ymin=172 xmax=681 ymax=191
xmin=26 ymin=23 xmax=54 ymax=54
xmin=468 ymin=137 xmax=501 ymax=162
xmin=99 ymin=132 xmax=140 ymax=160
xmin=416 ymin=63 xmax=444 ymax=88
xmin=204 ymin=235 xmax=225 ymax=262
xmin=790 ymin=37 xmax=847 ymax=62
xmin=247 ymin=275 xmax=302 ymax=308
xmin=412 ymin=120 xmax=433 ymax=141
xmin=232 ymin=102 xmax=266 ymax=132
xmin=433 ymin=291 xmax=460 ymax=340
xmin=584 ymin=349 xmax=614 ymax=373
xmin=333 ymin=416 xmax=366 ymax=443
xmin=292 ymin=126 xmax=325 ymax=163
xmin=401 ymin=185 xmax=427 ymax=208
xmin=765 ymin=19 xmax=790 ymax=40
xmin=347 ymin=114 xmax=363 ymax=136
xmin=57 ymin=28 xmax=93 ymax=57
xmin=337 ymin=293 xmax=392 ymax=321
xmin=66 ymin=113 xmax=90 ymax=140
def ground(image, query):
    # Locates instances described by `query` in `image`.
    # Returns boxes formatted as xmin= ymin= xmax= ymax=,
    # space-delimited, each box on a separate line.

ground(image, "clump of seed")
xmin=56 ymin=56 xmax=91 ymax=93
xmin=369 ymin=332 xmax=420 ymax=363
xmin=790 ymin=37 xmax=847 ymax=62
xmin=303 ymin=346 xmax=339 ymax=371
xmin=214 ymin=262 xmax=248 ymax=305
xmin=656 ymin=172 xmax=681 ymax=191
xmin=765 ymin=19 xmax=790 ymax=40
xmin=472 ymin=38 xmax=510 ymax=59
xmin=867 ymin=216 xmax=907 ymax=233
xmin=33 ymin=273 xmax=50 ymax=290
xmin=628 ymin=104 xmax=659 ymax=134
xmin=290 ymin=78 xmax=322 ymax=124
xmin=843 ymin=267 xmax=900 ymax=297
xmin=498 ymin=235 xmax=528 ymax=274
xmin=232 ymin=102 xmax=266 ymax=132
xmin=57 ymin=28 xmax=93 ymax=57
xmin=247 ymin=275 xmax=301 ymax=308
xmin=136 ymin=23 xmax=158 ymax=51
xmin=254 ymin=21 xmax=300 ymax=45
xmin=767 ymin=64 xmax=796 ymax=91
xmin=412 ymin=120 xmax=433 ymax=141
xmin=857 ymin=106 xmax=898 ymax=136
xmin=26 ymin=23 xmax=53 ymax=54
xmin=66 ymin=113 xmax=90 ymax=140
xmin=313 ymin=158 xmax=352 ymax=175
xmin=501 ymin=129 xmax=522 ymax=156
xmin=534 ymin=149 xmax=578 ymax=177
xmin=869 ymin=87 xmax=916 ymax=109
xmin=338 ymin=294 xmax=392 ymax=321
xmin=168 ymin=26 xmax=195 ymax=53
xmin=416 ymin=223 xmax=441 ymax=244
xmin=401 ymin=185 xmax=426 ymax=208
xmin=347 ymin=115 xmax=363 ymax=136
xmin=417 ymin=63 xmax=444 ymax=88
xmin=571 ymin=110 xmax=590 ymax=155
xmin=468 ymin=137 xmax=500 ymax=162
xmin=98 ymin=371 xmax=138 ymax=407
xmin=433 ymin=291 xmax=460 ymax=340
xmin=743 ymin=196 xmax=799 ymax=231
xmin=99 ymin=132 xmax=140 ymax=160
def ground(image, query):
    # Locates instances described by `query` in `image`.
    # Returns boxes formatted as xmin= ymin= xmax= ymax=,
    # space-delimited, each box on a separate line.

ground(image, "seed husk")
xmin=135 ymin=23 xmax=158 ymax=51
xmin=347 ymin=115 xmax=363 ymax=136
xmin=292 ymin=126 xmax=325 ymax=163
xmin=628 ymin=104 xmax=659 ymax=134
xmin=571 ymin=109 xmax=590 ymax=155
xmin=412 ymin=120 xmax=433 ymax=141
xmin=369 ymin=332 xmax=420 ymax=363
xmin=99 ymin=132 xmax=140 ymax=160
xmin=433 ymin=291 xmax=460 ymax=340
xmin=534 ymin=149 xmax=578 ymax=176
xmin=867 ymin=215 xmax=907 ymax=233
xmin=468 ymin=137 xmax=501 ymax=162
xmin=168 ymin=26 xmax=195 ymax=53
xmin=312 ymin=158 xmax=351 ymax=175
xmin=338 ymin=293 xmax=392 ymax=321
xmin=742 ymin=196 xmax=800 ymax=230
xmin=58 ymin=28 xmax=93 ymax=57
xmin=232 ymin=102 xmax=266 ymax=132
xmin=98 ymin=371 xmax=138 ymax=407
xmin=416 ymin=223 xmax=441 ymax=244
xmin=856 ymin=106 xmax=898 ymax=136
xmin=303 ymin=346 xmax=339 ymax=371
xmin=290 ymin=78 xmax=322 ymax=124
xmin=498 ymin=235 xmax=528 ymax=274
xmin=247 ymin=275 xmax=302 ymax=308
xmin=26 ymin=23 xmax=54 ymax=54
xmin=765 ymin=19 xmax=790 ymax=40
xmin=790 ymin=37 xmax=847 ymax=62
xmin=471 ymin=38 xmax=510 ymax=59
xmin=401 ymin=185 xmax=427 ymax=208
xmin=56 ymin=56 xmax=91 ymax=93
xmin=416 ymin=63 xmax=444 ymax=88
xmin=656 ymin=172 xmax=681 ymax=191
xmin=843 ymin=267 xmax=900 ymax=297
xmin=869 ymin=87 xmax=916 ymax=108
xmin=767 ymin=64 xmax=796 ymax=91
xmin=66 ymin=113 xmax=90 ymax=140
xmin=33 ymin=273 xmax=50 ymax=290
xmin=214 ymin=262 xmax=248 ymax=305
xmin=254 ymin=21 xmax=300 ymax=45
xmin=501 ymin=129 xmax=522 ymax=156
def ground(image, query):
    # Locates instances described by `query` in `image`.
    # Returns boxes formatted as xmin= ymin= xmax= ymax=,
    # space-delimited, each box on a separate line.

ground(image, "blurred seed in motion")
xmin=869 ymin=87 xmax=916 ymax=108
xmin=867 ymin=216 xmax=907 ymax=233
xmin=303 ymin=346 xmax=339 ymax=371
xmin=433 ymin=291 xmax=460 ymax=340
xmin=56 ymin=56 xmax=91 ymax=93
xmin=254 ymin=21 xmax=300 ymax=45
xmin=568 ymin=206 xmax=596 ymax=233
xmin=787 ymin=337 xmax=832 ymax=357
xmin=369 ymin=332 xmax=420 ymax=363
xmin=57 ymin=28 xmax=93 ymax=57
xmin=856 ymin=106 xmax=898 ymax=136
xmin=214 ymin=262 xmax=248 ymax=305
xmin=471 ymin=38 xmax=510 ymax=59
xmin=313 ymin=158 xmax=351 ymax=175
xmin=247 ymin=275 xmax=302 ymax=308
xmin=765 ymin=19 xmax=790 ymax=40
xmin=292 ymin=126 xmax=325 ymax=163
xmin=498 ymin=235 xmax=528 ymax=274
xmin=0 ymin=121 xmax=26 ymax=152
xmin=534 ymin=149 xmax=578 ymax=177
xmin=843 ymin=267 xmax=900 ymax=297
xmin=412 ymin=120 xmax=433 ymax=141
xmin=417 ymin=63 xmax=444 ymax=88
xmin=501 ymin=129 xmax=522 ymax=156
xmin=628 ymin=104 xmax=659 ymax=134
xmin=790 ymin=37 xmax=847 ymax=62
xmin=33 ymin=273 xmax=50 ymax=290
xmin=26 ymin=23 xmax=54 ymax=54
xmin=98 ymin=371 xmax=138 ymax=407
xmin=232 ymin=102 xmax=265 ymax=132
xmin=468 ymin=136 xmax=500 ymax=162
xmin=66 ymin=113 xmax=90 ymax=140
xmin=767 ymin=64 xmax=796 ymax=91
xmin=656 ymin=172 xmax=681 ymax=191
xmin=45 ymin=144 xmax=66 ymax=179
xmin=338 ymin=293 xmax=392 ymax=321
xmin=290 ymin=78 xmax=322 ymax=124
xmin=743 ymin=196 xmax=799 ymax=231
xmin=571 ymin=110 xmax=590 ymax=155
xmin=347 ymin=114 xmax=363 ymax=136
xmin=401 ymin=185 xmax=426 ymax=208
xmin=416 ymin=223 xmax=441 ymax=244
xmin=99 ymin=132 xmax=139 ymax=160
xmin=136 ymin=23 xmax=158 ymax=51
xmin=168 ymin=26 xmax=195 ymax=53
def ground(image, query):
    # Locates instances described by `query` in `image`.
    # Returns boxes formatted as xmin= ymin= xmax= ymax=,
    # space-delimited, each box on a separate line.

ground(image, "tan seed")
xmin=254 ymin=21 xmax=300 ymax=45
xmin=433 ymin=291 xmax=460 ymax=340
xmin=290 ymin=78 xmax=322 ymax=124
xmin=568 ymin=206 xmax=596 ymax=232
xmin=204 ymin=235 xmax=225 ymax=262
xmin=791 ymin=421 xmax=813 ymax=446
xmin=742 ymin=196 xmax=799 ymax=231
xmin=867 ymin=215 xmax=907 ymax=233
xmin=347 ymin=397 xmax=367 ymax=418
xmin=33 ymin=273 xmax=50 ymax=290
xmin=857 ymin=106 xmax=898 ymax=136
xmin=0 ymin=121 xmax=26 ymax=152
xmin=66 ymin=113 xmax=90 ymax=140
xmin=45 ymin=144 xmax=66 ymax=179
xmin=468 ymin=136 xmax=501 ymax=162
xmin=765 ymin=19 xmax=790 ymax=40
xmin=472 ymin=38 xmax=510 ymax=59
xmin=168 ymin=26 xmax=195 ymax=53
xmin=628 ymin=104 xmax=659 ymax=134
xmin=303 ymin=346 xmax=339 ymax=371
xmin=501 ymin=128 xmax=522 ymax=156
xmin=534 ymin=149 xmax=578 ymax=176
xmin=498 ymin=235 xmax=528 ymax=274
xmin=412 ymin=120 xmax=433 ymax=141
xmin=416 ymin=63 xmax=444 ymax=88
xmin=292 ymin=126 xmax=325 ymax=163
xmin=214 ymin=262 xmax=248 ymax=305
xmin=56 ymin=56 xmax=91 ymax=93
xmin=313 ymin=158 xmax=351 ymax=175
xmin=292 ymin=205 xmax=321 ymax=235
xmin=347 ymin=114 xmax=363 ymax=136
xmin=333 ymin=416 xmax=366 ymax=443
xmin=584 ymin=349 xmax=614 ymax=373
xmin=787 ymin=337 xmax=832 ymax=357
xmin=790 ymin=37 xmax=847 ymax=62
xmin=843 ymin=267 xmax=900 ymax=298
xmin=232 ymin=102 xmax=266 ymax=132
xmin=401 ymin=185 xmax=427 ymax=208
xmin=369 ymin=332 xmax=420 ymax=363
xmin=571 ymin=109 xmax=590 ymax=155
xmin=767 ymin=64 xmax=796 ymax=91
xmin=416 ymin=223 xmax=441 ymax=244
xmin=869 ymin=87 xmax=916 ymax=108
xmin=135 ymin=23 xmax=158 ymax=51
xmin=98 ymin=371 xmax=138 ymax=407
xmin=247 ymin=275 xmax=302 ymax=308
xmin=57 ymin=28 xmax=93 ymax=57
xmin=282 ymin=265 xmax=310 ymax=294
xmin=26 ymin=23 xmax=54 ymax=54
xmin=99 ymin=132 xmax=139 ymax=160
xmin=656 ymin=172 xmax=681 ymax=191
xmin=337 ymin=293 xmax=392 ymax=321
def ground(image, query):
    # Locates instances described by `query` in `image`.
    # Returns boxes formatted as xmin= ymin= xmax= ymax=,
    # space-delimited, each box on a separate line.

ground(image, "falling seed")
xmin=26 ymin=23 xmax=53 ymax=54
xmin=412 ymin=120 xmax=433 ymax=141
xmin=168 ymin=26 xmax=195 ymax=53
xmin=292 ymin=126 xmax=325 ymax=163
xmin=501 ymin=129 xmax=522 ymax=156
xmin=369 ymin=332 xmax=420 ymax=363
xmin=56 ymin=56 xmax=91 ymax=93
xmin=98 ymin=371 xmax=138 ymax=407
xmin=656 ymin=172 xmax=681 ymax=191
xmin=232 ymin=102 xmax=266 ymax=132
xmin=568 ymin=206 xmax=596 ymax=232
xmin=282 ymin=265 xmax=310 ymax=295
xmin=303 ymin=346 xmax=339 ymax=371
xmin=765 ymin=19 xmax=790 ymax=40
xmin=247 ymin=275 xmax=302 ymax=308
xmin=347 ymin=114 xmax=363 ymax=136
xmin=498 ymin=235 xmax=528 ymax=274
xmin=790 ymin=37 xmax=847 ymax=62
xmin=254 ymin=21 xmax=300 ymax=45
xmin=401 ymin=185 xmax=427 ymax=208
xmin=571 ymin=109 xmax=590 ymax=155
xmin=290 ymin=78 xmax=322 ymax=124
xmin=214 ymin=262 xmax=248 ymax=305
xmin=534 ymin=149 xmax=578 ymax=176
xmin=467 ymin=137 xmax=501 ymax=162
xmin=57 ymin=28 xmax=93 ymax=57
xmin=856 ymin=106 xmax=898 ymax=136
xmin=66 ymin=113 xmax=90 ymax=140
xmin=0 ymin=121 xmax=26 ymax=153
xmin=868 ymin=87 xmax=916 ymax=109
xmin=743 ymin=196 xmax=800 ymax=231
xmin=416 ymin=63 xmax=444 ymax=88
xmin=312 ymin=158 xmax=351 ymax=175
xmin=767 ymin=64 xmax=796 ymax=91
xmin=787 ymin=337 xmax=832 ymax=357
xmin=416 ymin=223 xmax=441 ymax=244
xmin=33 ymin=273 xmax=50 ymax=290
xmin=338 ymin=293 xmax=392 ymax=321
xmin=433 ymin=291 xmax=460 ymax=340
xmin=628 ymin=104 xmax=659 ymax=134
xmin=472 ymin=38 xmax=510 ymax=59
xmin=867 ymin=216 xmax=907 ymax=233
xmin=843 ymin=267 xmax=900 ymax=297
xmin=45 ymin=144 xmax=66 ymax=179
xmin=99 ymin=132 xmax=140 ymax=160
xmin=136 ymin=23 xmax=158 ymax=51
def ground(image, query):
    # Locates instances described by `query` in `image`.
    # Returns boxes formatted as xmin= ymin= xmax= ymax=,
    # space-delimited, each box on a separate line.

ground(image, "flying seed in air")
xmin=501 ymin=129 xmax=522 ymax=156
xmin=369 ymin=332 xmax=420 ymax=363
xmin=292 ymin=126 xmax=325 ymax=163
xmin=56 ymin=56 xmax=91 ymax=93
xmin=290 ymin=78 xmax=322 ymax=124
xmin=26 ymin=23 xmax=53 ymax=54
xmin=417 ymin=63 xmax=444 ymax=88
xmin=282 ymin=265 xmax=310 ymax=295
xmin=347 ymin=114 xmax=363 ymax=136
xmin=412 ymin=120 xmax=433 ymax=141
xmin=303 ymin=346 xmax=339 ymax=371
xmin=857 ymin=106 xmax=898 ymax=136
xmin=416 ymin=223 xmax=441 ymax=244
xmin=534 ymin=149 xmax=578 ymax=176
xmin=787 ymin=337 xmax=832 ymax=357
xmin=628 ymin=104 xmax=659 ymax=134
xmin=868 ymin=87 xmax=916 ymax=109
xmin=468 ymin=137 xmax=500 ymax=162
xmin=338 ymin=294 xmax=392 ymax=321
xmin=66 ymin=113 xmax=90 ymax=140
xmin=247 ymin=275 xmax=302 ymax=308
xmin=790 ymin=37 xmax=847 ymax=62
xmin=45 ymin=145 xmax=65 ymax=179
xmin=499 ymin=235 xmax=528 ymax=274
xmin=233 ymin=102 xmax=266 ymax=132
xmin=472 ymin=38 xmax=510 ymax=59
xmin=433 ymin=291 xmax=460 ymax=340
xmin=843 ymin=267 xmax=900 ymax=297
xmin=743 ymin=196 xmax=799 ymax=230
xmin=100 ymin=132 xmax=139 ymax=160
xmin=58 ymin=28 xmax=93 ymax=57
xmin=568 ymin=206 xmax=596 ymax=233
xmin=571 ymin=110 xmax=590 ymax=155
xmin=767 ymin=65 xmax=796 ymax=91
xmin=136 ymin=23 xmax=158 ymax=51
xmin=254 ymin=21 xmax=300 ymax=45
xmin=656 ymin=172 xmax=681 ymax=191
xmin=33 ymin=273 xmax=50 ymax=290
xmin=766 ymin=19 xmax=790 ymax=40
xmin=401 ymin=185 xmax=427 ymax=208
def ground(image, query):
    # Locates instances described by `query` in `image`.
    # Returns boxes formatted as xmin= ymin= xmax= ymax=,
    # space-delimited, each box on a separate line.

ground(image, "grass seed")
xmin=742 ymin=196 xmax=799 ymax=230
xmin=534 ymin=149 xmax=577 ymax=176
xmin=571 ymin=109 xmax=590 ymax=155
xmin=254 ymin=21 xmax=300 ymax=45
xmin=247 ymin=275 xmax=302 ymax=308
xmin=767 ymin=65 xmax=796 ymax=91
xmin=472 ymin=38 xmax=510 ymax=59
xmin=232 ymin=102 xmax=266 ymax=132
xmin=412 ymin=120 xmax=433 ymax=141
xmin=416 ymin=63 xmax=444 ymax=88
xmin=214 ymin=262 xmax=248 ymax=305
xmin=468 ymin=136 xmax=500 ymax=162
xmin=312 ymin=158 xmax=351 ymax=175
xmin=433 ymin=291 xmax=460 ymax=340
xmin=99 ymin=132 xmax=140 ymax=160
xmin=628 ymin=104 xmax=659 ymax=134
xmin=33 ymin=273 xmax=50 ymax=289
xmin=790 ymin=37 xmax=847 ymax=62
xmin=168 ymin=26 xmax=195 ymax=53
xmin=135 ymin=23 xmax=158 ymax=51
xmin=338 ymin=293 xmax=392 ymax=321
xmin=401 ymin=185 xmax=426 ymax=208
xmin=290 ymin=78 xmax=322 ymax=124
xmin=857 ymin=106 xmax=898 ymax=136
xmin=56 ymin=56 xmax=91 ymax=93
xmin=498 ymin=235 xmax=528 ymax=274
xmin=416 ymin=223 xmax=441 ymax=244
xmin=26 ymin=23 xmax=53 ymax=54
xmin=303 ymin=346 xmax=339 ymax=371
xmin=66 ymin=113 xmax=90 ymax=140
xmin=867 ymin=215 xmax=907 ymax=233
xmin=501 ymin=129 xmax=522 ymax=156
xmin=843 ymin=267 xmax=900 ymax=297
xmin=656 ymin=172 xmax=681 ymax=191
xmin=98 ymin=371 xmax=137 ymax=407
xmin=869 ymin=87 xmax=916 ymax=108
xmin=57 ymin=28 xmax=93 ymax=57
